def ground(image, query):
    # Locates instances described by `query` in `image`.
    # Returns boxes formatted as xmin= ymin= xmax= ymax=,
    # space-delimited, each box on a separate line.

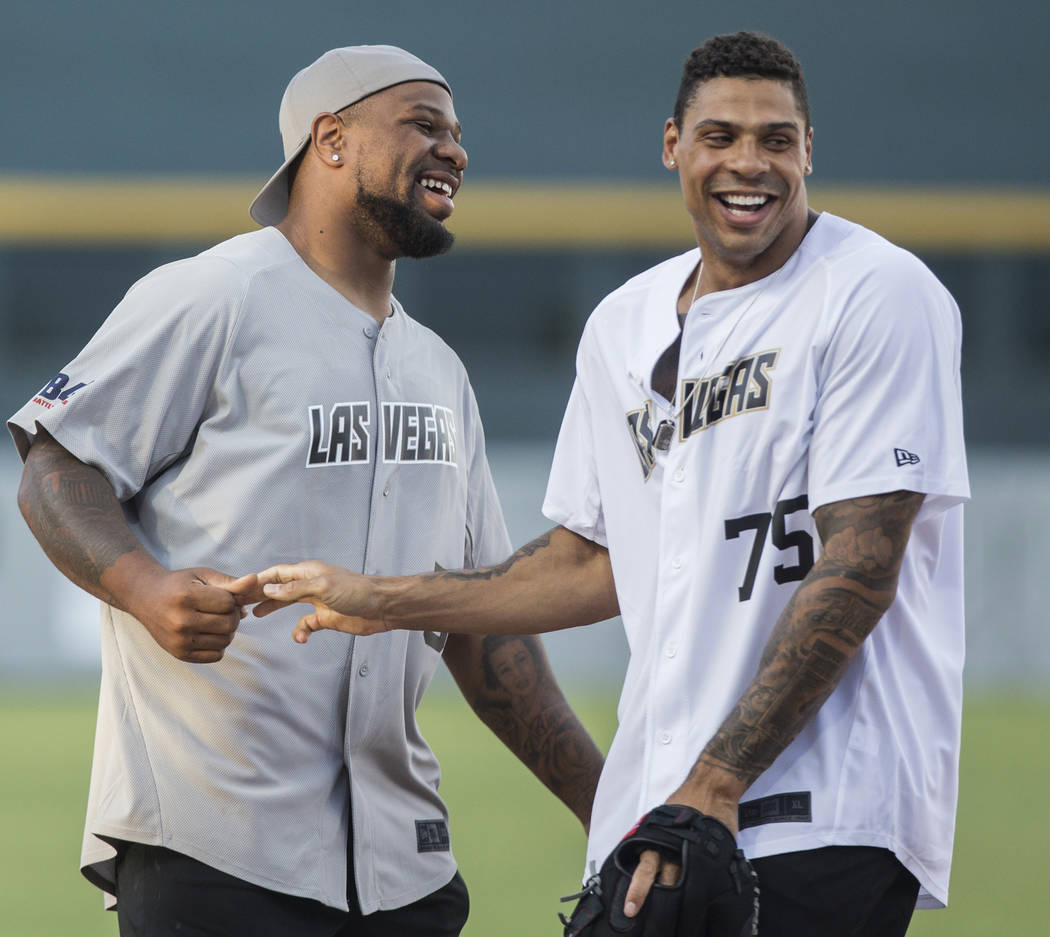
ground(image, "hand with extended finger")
xmin=252 ymin=561 xmax=390 ymax=642
xmin=559 ymin=804 xmax=758 ymax=937
xmin=126 ymin=566 xmax=247 ymax=664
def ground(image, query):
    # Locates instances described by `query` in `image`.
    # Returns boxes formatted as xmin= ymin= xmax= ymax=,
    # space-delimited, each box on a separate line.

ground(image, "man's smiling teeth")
xmin=420 ymin=178 xmax=453 ymax=198
xmin=719 ymin=193 xmax=770 ymax=215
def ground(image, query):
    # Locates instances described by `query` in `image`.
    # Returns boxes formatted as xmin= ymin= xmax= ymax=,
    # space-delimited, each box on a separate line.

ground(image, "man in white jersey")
xmin=247 ymin=32 xmax=968 ymax=937
xmin=9 ymin=45 xmax=604 ymax=937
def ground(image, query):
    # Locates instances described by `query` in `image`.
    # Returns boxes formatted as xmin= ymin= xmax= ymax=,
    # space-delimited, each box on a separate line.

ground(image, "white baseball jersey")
xmin=8 ymin=226 xmax=512 ymax=914
xmin=543 ymin=213 xmax=968 ymax=909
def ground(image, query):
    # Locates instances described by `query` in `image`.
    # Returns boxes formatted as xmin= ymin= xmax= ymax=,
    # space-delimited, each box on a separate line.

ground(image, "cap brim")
xmin=249 ymin=138 xmax=308 ymax=226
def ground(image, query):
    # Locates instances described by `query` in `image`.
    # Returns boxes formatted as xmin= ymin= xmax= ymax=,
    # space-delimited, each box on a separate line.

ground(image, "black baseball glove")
xmin=559 ymin=804 xmax=758 ymax=937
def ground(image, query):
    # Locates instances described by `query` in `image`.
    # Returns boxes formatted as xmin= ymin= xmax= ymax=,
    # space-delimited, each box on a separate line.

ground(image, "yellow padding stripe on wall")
xmin=1 ymin=176 xmax=1047 ymax=251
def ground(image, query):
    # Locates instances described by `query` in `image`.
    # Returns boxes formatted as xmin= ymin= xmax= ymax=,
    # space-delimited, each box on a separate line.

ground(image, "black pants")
xmin=751 ymin=846 xmax=920 ymax=937
xmin=114 ymin=842 xmax=469 ymax=937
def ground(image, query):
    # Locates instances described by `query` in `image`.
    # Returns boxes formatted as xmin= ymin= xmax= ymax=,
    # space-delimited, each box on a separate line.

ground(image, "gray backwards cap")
xmin=249 ymin=45 xmax=450 ymax=226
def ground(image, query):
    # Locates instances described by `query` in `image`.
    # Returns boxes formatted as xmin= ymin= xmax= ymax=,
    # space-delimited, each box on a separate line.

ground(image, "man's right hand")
xmin=246 ymin=527 xmax=620 ymax=645
xmin=251 ymin=561 xmax=390 ymax=642
xmin=18 ymin=431 xmax=245 ymax=664
xmin=122 ymin=565 xmax=247 ymax=663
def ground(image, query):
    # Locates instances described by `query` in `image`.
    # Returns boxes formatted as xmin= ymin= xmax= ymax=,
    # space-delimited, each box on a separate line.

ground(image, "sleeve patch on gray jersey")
xmin=415 ymin=819 xmax=451 ymax=853
xmin=738 ymin=791 xmax=812 ymax=830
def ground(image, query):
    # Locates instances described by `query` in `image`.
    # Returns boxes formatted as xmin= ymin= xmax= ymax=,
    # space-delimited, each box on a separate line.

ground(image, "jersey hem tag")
xmin=738 ymin=791 xmax=812 ymax=830
xmin=415 ymin=819 xmax=451 ymax=852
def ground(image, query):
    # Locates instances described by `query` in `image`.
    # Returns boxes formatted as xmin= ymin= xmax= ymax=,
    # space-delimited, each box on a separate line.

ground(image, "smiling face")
xmin=340 ymin=80 xmax=466 ymax=258
xmin=664 ymin=76 xmax=813 ymax=287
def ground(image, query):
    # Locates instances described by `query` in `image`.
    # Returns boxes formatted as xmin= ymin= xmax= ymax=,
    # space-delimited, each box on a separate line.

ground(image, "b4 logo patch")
xmin=33 ymin=372 xmax=91 ymax=409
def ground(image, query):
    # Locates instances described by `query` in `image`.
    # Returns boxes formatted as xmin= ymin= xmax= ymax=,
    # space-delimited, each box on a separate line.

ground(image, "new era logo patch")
xmin=894 ymin=448 xmax=920 ymax=467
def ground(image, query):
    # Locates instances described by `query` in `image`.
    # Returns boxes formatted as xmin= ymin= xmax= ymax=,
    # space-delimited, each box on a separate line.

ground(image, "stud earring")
xmin=669 ymin=160 xmax=676 ymax=168
xmin=331 ymin=154 xmax=340 ymax=162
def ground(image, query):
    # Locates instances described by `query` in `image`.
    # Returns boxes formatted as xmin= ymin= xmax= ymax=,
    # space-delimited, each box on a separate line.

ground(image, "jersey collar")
xmin=626 ymin=249 xmax=701 ymax=399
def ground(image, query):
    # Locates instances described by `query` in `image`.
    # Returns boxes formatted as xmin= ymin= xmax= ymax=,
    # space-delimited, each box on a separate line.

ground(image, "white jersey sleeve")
xmin=543 ymin=370 xmax=608 ymax=548
xmin=9 ymin=255 xmax=244 ymax=500
xmin=808 ymin=248 xmax=969 ymax=518
xmin=462 ymin=381 xmax=514 ymax=568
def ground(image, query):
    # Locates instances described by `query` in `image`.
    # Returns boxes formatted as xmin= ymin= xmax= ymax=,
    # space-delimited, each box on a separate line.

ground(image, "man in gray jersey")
xmin=9 ymin=45 xmax=603 ymax=937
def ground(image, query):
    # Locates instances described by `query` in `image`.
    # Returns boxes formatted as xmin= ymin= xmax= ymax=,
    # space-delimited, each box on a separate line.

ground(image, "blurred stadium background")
xmin=1 ymin=1 xmax=1047 ymax=934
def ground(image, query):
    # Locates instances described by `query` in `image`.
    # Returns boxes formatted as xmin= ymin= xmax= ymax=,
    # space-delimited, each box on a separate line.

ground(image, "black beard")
xmin=356 ymin=188 xmax=455 ymax=259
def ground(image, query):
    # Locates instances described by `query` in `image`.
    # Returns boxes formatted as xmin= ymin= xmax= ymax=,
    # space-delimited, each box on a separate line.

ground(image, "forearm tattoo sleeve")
xmin=693 ymin=490 xmax=924 ymax=787
xmin=470 ymin=632 xmax=604 ymax=824
xmin=19 ymin=433 xmax=140 ymax=605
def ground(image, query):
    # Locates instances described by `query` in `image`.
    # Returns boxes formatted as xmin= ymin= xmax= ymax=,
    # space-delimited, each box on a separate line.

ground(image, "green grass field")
xmin=2 ymin=688 xmax=1047 ymax=936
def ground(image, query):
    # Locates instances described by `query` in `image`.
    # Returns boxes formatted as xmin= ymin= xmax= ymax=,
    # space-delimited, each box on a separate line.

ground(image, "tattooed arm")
xmin=252 ymin=525 xmax=620 ymax=641
xmin=443 ymin=632 xmax=604 ymax=831
xmin=621 ymin=489 xmax=925 ymax=914
xmin=252 ymin=528 xmax=612 ymax=818
xmin=17 ymin=428 xmax=245 ymax=662
xmin=250 ymin=513 xmax=612 ymax=821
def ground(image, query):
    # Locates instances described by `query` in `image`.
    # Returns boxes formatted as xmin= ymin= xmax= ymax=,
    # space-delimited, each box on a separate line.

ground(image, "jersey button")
xmin=659 ymin=732 xmax=672 ymax=744
xmin=665 ymin=644 xmax=677 ymax=658
xmin=673 ymin=468 xmax=685 ymax=483
xmin=383 ymin=486 xmax=390 ymax=497
xmin=363 ymin=326 xmax=377 ymax=339
xmin=358 ymin=664 xmax=369 ymax=677
xmin=671 ymin=556 xmax=682 ymax=570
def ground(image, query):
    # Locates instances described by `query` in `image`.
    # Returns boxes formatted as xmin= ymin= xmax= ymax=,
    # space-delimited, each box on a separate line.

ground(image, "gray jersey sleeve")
xmin=8 ymin=256 xmax=245 ymax=499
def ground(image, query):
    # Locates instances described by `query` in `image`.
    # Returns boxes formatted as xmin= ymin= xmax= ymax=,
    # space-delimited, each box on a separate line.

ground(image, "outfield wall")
xmin=1 ymin=0 xmax=1046 ymax=689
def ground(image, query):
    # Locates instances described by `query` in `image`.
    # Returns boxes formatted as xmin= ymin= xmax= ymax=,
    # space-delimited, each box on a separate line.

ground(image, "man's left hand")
xmin=560 ymin=804 xmax=758 ymax=936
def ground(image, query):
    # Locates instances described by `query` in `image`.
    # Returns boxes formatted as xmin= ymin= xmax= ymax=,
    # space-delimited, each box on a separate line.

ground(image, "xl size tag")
xmin=738 ymin=791 xmax=812 ymax=830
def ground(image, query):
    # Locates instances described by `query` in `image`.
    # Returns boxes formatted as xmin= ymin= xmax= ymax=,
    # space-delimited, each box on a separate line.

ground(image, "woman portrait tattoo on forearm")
xmin=470 ymin=633 xmax=602 ymax=819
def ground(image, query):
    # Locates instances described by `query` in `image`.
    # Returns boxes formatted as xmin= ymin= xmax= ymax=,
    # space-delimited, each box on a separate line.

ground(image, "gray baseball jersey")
xmin=7 ymin=226 xmax=512 ymax=913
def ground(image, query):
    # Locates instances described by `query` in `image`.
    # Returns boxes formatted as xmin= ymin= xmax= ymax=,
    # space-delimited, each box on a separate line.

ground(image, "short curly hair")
xmin=673 ymin=32 xmax=810 ymax=130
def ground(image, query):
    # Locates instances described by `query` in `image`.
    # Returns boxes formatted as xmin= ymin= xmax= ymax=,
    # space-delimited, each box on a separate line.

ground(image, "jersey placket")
xmin=643 ymin=343 xmax=699 ymax=802
xmin=345 ymin=314 xmax=401 ymax=909
xmin=646 ymin=459 xmax=694 ymax=801
xmin=642 ymin=300 xmax=746 ymax=802
xmin=360 ymin=317 xmax=394 ymax=578
xmin=345 ymin=315 xmax=384 ymax=814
